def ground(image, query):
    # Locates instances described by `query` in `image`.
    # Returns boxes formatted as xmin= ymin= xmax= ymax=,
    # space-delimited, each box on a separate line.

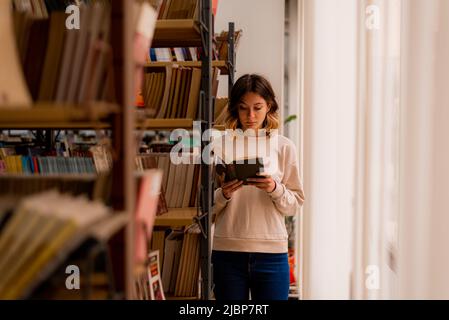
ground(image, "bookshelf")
xmin=0 ymin=0 xmax=136 ymax=300
xmin=137 ymin=1 xmax=236 ymax=300
xmin=145 ymin=60 xmax=229 ymax=75
xmin=0 ymin=0 xmax=234 ymax=300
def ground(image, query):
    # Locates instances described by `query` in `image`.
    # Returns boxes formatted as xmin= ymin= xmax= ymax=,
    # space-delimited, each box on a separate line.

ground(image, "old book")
xmin=156 ymin=65 xmax=175 ymax=118
xmin=178 ymin=68 xmax=192 ymax=118
xmin=21 ymin=16 xmax=50 ymax=101
xmin=87 ymin=5 xmax=112 ymax=102
xmin=174 ymin=231 xmax=189 ymax=296
xmin=174 ymin=164 xmax=187 ymax=208
xmin=168 ymin=66 xmax=183 ymax=118
xmin=185 ymin=67 xmax=202 ymax=119
xmin=38 ymin=10 xmax=67 ymax=101
xmin=156 ymin=155 xmax=171 ymax=196
xmin=77 ymin=3 xmax=105 ymax=103
xmin=146 ymin=73 xmax=158 ymax=114
xmin=166 ymin=163 xmax=182 ymax=207
xmin=185 ymin=230 xmax=200 ymax=296
xmin=216 ymin=156 xmax=266 ymax=185
xmin=151 ymin=73 xmax=163 ymax=113
xmin=147 ymin=250 xmax=165 ymax=300
xmin=135 ymin=169 xmax=163 ymax=264
xmin=139 ymin=155 xmax=168 ymax=215
xmin=181 ymin=164 xmax=195 ymax=207
xmin=168 ymin=231 xmax=183 ymax=293
xmin=175 ymin=68 xmax=188 ymax=118
xmin=189 ymin=164 xmax=200 ymax=207
xmin=161 ymin=230 xmax=183 ymax=292
xmin=66 ymin=3 xmax=92 ymax=102
xmin=142 ymin=72 xmax=155 ymax=110
xmin=0 ymin=1 xmax=32 ymax=107
xmin=154 ymin=72 xmax=166 ymax=117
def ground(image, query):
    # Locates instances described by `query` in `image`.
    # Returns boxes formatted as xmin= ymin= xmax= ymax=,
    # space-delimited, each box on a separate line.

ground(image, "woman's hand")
xmin=247 ymin=173 xmax=276 ymax=193
xmin=221 ymin=179 xmax=244 ymax=200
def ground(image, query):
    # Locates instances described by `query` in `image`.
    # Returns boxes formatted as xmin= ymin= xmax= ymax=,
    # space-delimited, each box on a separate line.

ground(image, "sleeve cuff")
xmin=268 ymin=181 xmax=284 ymax=200
xmin=215 ymin=188 xmax=232 ymax=204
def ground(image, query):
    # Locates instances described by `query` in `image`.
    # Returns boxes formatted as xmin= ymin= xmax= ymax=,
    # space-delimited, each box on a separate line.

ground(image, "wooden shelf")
xmin=152 ymin=20 xmax=201 ymax=48
xmin=0 ymin=122 xmax=111 ymax=130
xmin=0 ymin=174 xmax=98 ymax=180
xmin=0 ymin=103 xmax=118 ymax=129
xmin=136 ymin=118 xmax=194 ymax=130
xmin=145 ymin=60 xmax=229 ymax=75
xmin=155 ymin=207 xmax=198 ymax=227
xmin=165 ymin=293 xmax=199 ymax=300
xmin=136 ymin=118 xmax=226 ymax=131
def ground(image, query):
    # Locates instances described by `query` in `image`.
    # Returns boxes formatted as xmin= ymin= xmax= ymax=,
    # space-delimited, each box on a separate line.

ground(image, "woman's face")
xmin=237 ymin=92 xmax=270 ymax=131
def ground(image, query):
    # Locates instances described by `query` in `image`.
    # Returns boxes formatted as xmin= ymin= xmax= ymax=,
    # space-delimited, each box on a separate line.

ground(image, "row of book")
xmin=0 ymin=168 xmax=165 ymax=299
xmin=151 ymin=226 xmax=201 ymax=297
xmin=136 ymin=154 xmax=200 ymax=208
xmin=147 ymin=29 xmax=242 ymax=63
xmin=0 ymin=190 xmax=111 ymax=299
xmin=0 ymin=156 xmax=96 ymax=175
xmin=0 ymin=145 xmax=113 ymax=175
xmin=140 ymin=65 xmax=220 ymax=118
xmin=148 ymin=47 xmax=202 ymax=62
xmin=13 ymin=1 xmax=115 ymax=103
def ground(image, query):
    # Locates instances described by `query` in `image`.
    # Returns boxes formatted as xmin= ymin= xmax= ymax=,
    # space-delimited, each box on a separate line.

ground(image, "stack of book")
xmin=12 ymin=1 xmax=115 ymax=103
xmin=140 ymin=65 xmax=220 ymax=118
xmin=136 ymin=154 xmax=200 ymax=209
xmin=0 ymin=190 xmax=111 ymax=299
xmin=153 ymin=225 xmax=200 ymax=298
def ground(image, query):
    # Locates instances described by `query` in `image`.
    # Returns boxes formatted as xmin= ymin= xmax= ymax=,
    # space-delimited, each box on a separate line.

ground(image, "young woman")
xmin=212 ymin=74 xmax=305 ymax=300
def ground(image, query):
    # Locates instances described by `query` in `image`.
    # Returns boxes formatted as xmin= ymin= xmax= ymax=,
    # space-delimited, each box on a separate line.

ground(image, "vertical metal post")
xmin=199 ymin=0 xmax=213 ymax=300
xmin=227 ymin=22 xmax=235 ymax=98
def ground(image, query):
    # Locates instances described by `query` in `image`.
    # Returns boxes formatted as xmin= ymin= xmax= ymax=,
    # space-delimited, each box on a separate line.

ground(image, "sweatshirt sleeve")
xmin=212 ymin=187 xmax=231 ymax=219
xmin=268 ymin=143 xmax=305 ymax=216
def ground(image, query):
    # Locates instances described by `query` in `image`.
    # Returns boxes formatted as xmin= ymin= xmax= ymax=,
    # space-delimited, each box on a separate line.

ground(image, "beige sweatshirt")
xmin=212 ymin=133 xmax=305 ymax=253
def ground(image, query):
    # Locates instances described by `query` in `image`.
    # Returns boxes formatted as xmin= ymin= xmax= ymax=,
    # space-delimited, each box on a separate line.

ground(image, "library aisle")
xmin=3 ymin=0 xmax=448 ymax=303
xmin=0 ymin=0 xmax=238 ymax=300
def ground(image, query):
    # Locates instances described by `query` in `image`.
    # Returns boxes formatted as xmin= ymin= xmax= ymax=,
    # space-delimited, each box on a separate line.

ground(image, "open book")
xmin=215 ymin=156 xmax=266 ymax=184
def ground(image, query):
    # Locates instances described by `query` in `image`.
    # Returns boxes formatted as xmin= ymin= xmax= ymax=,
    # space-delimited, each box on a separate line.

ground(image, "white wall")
xmin=215 ymin=0 xmax=285 ymax=130
xmin=302 ymin=0 xmax=357 ymax=299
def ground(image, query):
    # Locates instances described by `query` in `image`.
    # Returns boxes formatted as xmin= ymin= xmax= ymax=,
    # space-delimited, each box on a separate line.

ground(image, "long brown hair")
xmin=225 ymin=74 xmax=279 ymax=132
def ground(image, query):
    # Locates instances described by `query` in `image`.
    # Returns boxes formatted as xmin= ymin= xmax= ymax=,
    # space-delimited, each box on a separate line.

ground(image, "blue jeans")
xmin=211 ymin=250 xmax=290 ymax=300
